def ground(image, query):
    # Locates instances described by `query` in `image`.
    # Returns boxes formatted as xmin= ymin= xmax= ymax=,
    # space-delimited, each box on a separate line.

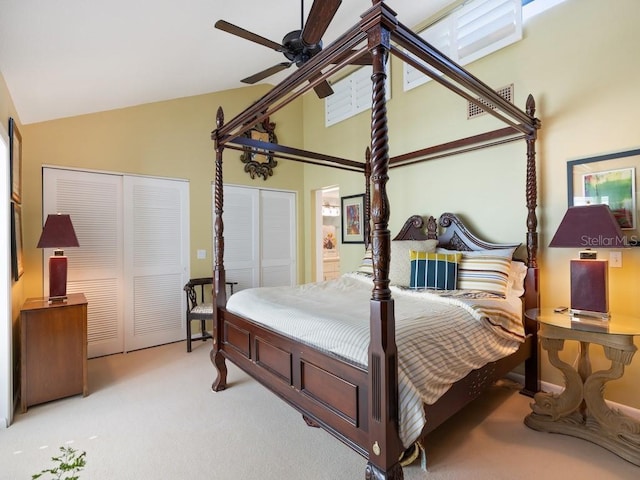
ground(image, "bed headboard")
xmin=393 ymin=212 xmax=521 ymax=252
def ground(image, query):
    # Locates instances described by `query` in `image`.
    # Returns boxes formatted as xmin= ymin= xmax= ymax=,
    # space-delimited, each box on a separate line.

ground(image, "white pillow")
xmin=389 ymin=239 xmax=438 ymax=286
xmin=507 ymin=260 xmax=527 ymax=298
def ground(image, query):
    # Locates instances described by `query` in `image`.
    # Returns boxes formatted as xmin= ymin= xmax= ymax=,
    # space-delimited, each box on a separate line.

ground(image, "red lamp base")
xmin=570 ymin=259 xmax=609 ymax=318
xmin=49 ymin=255 xmax=68 ymax=301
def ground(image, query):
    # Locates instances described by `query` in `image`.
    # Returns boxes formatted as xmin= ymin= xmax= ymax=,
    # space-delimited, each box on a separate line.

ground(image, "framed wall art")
xmin=9 ymin=117 xmax=22 ymax=203
xmin=567 ymin=147 xmax=640 ymax=244
xmin=10 ymin=202 xmax=24 ymax=281
xmin=341 ymin=194 xmax=365 ymax=244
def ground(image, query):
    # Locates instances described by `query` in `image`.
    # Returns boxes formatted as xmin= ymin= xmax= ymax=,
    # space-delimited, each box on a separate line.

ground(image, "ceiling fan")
xmin=215 ymin=0 xmax=346 ymax=98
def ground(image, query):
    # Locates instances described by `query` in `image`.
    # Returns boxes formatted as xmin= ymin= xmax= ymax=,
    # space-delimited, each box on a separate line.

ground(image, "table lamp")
xmin=549 ymin=204 xmax=627 ymax=319
xmin=37 ymin=213 xmax=80 ymax=302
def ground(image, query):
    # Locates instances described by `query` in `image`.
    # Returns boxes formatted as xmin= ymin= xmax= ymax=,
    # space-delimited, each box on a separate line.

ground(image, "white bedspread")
xmin=226 ymin=273 xmax=524 ymax=447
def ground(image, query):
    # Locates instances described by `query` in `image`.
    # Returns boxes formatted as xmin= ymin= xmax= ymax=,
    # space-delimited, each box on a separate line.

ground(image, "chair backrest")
xmin=183 ymin=277 xmax=213 ymax=311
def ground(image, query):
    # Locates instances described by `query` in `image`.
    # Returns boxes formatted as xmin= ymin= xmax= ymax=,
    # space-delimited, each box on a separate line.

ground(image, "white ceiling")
xmin=0 ymin=0 xmax=457 ymax=124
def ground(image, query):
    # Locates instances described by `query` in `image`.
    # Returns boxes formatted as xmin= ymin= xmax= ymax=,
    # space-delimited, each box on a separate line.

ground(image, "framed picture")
xmin=10 ymin=202 xmax=24 ymax=281
xmin=341 ymin=194 xmax=365 ymax=244
xmin=567 ymin=148 xmax=640 ymax=243
xmin=322 ymin=225 xmax=338 ymax=257
xmin=9 ymin=117 xmax=22 ymax=203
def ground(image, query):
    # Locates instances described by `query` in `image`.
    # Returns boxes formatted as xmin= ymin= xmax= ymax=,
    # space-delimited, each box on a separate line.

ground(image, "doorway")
xmin=316 ymin=187 xmax=341 ymax=281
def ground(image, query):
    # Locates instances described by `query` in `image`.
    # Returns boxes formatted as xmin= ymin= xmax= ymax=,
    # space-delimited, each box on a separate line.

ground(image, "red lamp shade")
xmin=37 ymin=214 xmax=80 ymax=301
xmin=549 ymin=204 xmax=626 ymax=249
xmin=549 ymin=204 xmax=627 ymax=318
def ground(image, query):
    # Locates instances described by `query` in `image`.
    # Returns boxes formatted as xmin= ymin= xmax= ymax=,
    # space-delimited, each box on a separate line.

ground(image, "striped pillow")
xmin=409 ymin=251 xmax=462 ymax=290
xmin=357 ymin=247 xmax=373 ymax=275
xmin=457 ymin=251 xmax=514 ymax=296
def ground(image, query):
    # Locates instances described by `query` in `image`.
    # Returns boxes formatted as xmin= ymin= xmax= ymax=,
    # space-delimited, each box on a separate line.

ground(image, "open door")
xmin=316 ymin=187 xmax=341 ymax=281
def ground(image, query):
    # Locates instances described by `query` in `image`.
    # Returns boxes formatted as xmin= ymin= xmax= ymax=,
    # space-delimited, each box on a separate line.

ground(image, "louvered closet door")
xmin=260 ymin=190 xmax=296 ymax=287
xmin=123 ymin=176 xmax=189 ymax=352
xmin=43 ymin=168 xmax=125 ymax=358
xmin=221 ymin=185 xmax=260 ymax=291
xmin=217 ymin=185 xmax=296 ymax=291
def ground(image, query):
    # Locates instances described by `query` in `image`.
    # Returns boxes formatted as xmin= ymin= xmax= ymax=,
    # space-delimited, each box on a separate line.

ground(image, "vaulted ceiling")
xmin=0 ymin=1 xmax=457 ymax=124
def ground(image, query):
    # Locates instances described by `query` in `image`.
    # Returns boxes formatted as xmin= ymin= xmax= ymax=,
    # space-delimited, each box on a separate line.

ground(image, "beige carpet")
xmin=1 ymin=340 xmax=638 ymax=479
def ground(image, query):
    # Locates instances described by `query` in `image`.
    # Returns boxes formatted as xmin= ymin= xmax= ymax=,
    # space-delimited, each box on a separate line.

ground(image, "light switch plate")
xmin=197 ymin=249 xmax=206 ymax=260
xmin=609 ymin=251 xmax=622 ymax=268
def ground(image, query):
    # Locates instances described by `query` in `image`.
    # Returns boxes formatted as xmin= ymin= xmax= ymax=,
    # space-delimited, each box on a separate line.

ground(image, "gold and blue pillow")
xmin=409 ymin=251 xmax=462 ymax=290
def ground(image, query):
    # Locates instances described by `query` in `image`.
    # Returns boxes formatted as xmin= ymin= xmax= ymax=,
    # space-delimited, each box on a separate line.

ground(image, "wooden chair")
xmin=183 ymin=277 xmax=213 ymax=352
xmin=183 ymin=277 xmax=238 ymax=352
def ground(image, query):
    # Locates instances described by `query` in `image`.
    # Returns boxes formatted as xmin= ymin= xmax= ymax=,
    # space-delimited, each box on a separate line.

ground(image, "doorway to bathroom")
xmin=315 ymin=186 xmax=341 ymax=281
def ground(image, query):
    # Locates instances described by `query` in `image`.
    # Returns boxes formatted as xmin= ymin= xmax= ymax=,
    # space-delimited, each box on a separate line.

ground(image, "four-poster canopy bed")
xmin=210 ymin=2 xmax=541 ymax=479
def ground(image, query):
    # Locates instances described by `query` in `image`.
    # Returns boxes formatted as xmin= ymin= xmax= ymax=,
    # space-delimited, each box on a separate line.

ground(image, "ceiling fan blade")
xmin=241 ymin=62 xmax=292 ymax=84
xmin=215 ymin=20 xmax=283 ymax=51
xmin=313 ymin=79 xmax=334 ymax=99
xmin=301 ymin=0 xmax=342 ymax=46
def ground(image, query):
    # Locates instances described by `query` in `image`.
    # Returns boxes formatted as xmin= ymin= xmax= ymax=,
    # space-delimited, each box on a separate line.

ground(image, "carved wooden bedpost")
xmin=365 ymin=146 xmax=372 ymax=250
xmin=361 ymin=4 xmax=404 ymax=480
xmin=211 ymin=106 xmax=228 ymax=392
xmin=523 ymin=94 xmax=541 ymax=396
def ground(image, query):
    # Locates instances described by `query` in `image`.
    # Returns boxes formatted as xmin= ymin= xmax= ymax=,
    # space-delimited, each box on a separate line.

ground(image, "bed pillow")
xmin=409 ymin=251 xmax=462 ymax=290
xmin=456 ymin=249 xmax=515 ymax=296
xmin=507 ymin=260 xmax=527 ymax=298
xmin=389 ymin=239 xmax=438 ymax=286
xmin=357 ymin=247 xmax=374 ymax=275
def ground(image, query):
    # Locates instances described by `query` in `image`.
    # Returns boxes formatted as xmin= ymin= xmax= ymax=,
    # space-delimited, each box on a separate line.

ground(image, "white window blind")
xmin=325 ymin=63 xmax=391 ymax=127
xmin=404 ymin=0 xmax=522 ymax=92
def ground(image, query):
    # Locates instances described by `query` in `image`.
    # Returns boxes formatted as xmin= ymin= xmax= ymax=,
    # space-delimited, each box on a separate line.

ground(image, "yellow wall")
xmin=21 ymin=86 xmax=306 ymax=299
xmin=1 ymin=72 xmax=25 ymax=398
xmin=5 ymin=0 xmax=640 ymax=414
xmin=300 ymin=0 xmax=640 ymax=408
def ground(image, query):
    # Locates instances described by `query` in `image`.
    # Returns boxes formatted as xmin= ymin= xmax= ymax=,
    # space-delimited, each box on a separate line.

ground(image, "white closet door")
xmin=221 ymin=185 xmax=260 ymax=291
xmin=123 ymin=176 xmax=189 ymax=352
xmin=260 ymin=190 xmax=296 ymax=287
xmin=216 ymin=185 xmax=296 ymax=291
xmin=43 ymin=168 xmax=125 ymax=358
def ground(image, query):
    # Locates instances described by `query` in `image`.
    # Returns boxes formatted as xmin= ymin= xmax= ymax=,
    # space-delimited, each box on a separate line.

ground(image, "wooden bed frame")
xmin=210 ymin=3 xmax=541 ymax=478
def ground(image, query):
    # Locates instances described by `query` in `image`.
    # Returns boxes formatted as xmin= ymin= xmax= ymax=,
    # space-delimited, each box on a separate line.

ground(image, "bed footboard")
xmin=213 ymin=307 xmax=370 ymax=456
xmin=212 ymin=305 xmax=537 ymax=460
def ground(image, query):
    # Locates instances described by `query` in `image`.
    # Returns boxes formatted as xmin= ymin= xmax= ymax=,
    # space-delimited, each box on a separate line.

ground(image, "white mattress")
xmin=226 ymin=273 xmax=524 ymax=447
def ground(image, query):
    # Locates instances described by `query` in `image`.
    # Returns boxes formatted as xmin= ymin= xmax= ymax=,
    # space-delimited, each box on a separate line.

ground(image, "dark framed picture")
xmin=10 ymin=202 xmax=24 ymax=281
xmin=9 ymin=117 xmax=22 ymax=203
xmin=567 ymin=148 xmax=640 ymax=244
xmin=341 ymin=194 xmax=365 ymax=244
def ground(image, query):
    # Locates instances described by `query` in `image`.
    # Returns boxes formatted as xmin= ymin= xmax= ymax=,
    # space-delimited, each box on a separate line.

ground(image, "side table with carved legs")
xmin=524 ymin=308 xmax=640 ymax=466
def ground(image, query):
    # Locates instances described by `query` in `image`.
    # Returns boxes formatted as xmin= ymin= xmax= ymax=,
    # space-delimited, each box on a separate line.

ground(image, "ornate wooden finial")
xmin=216 ymin=106 xmax=224 ymax=128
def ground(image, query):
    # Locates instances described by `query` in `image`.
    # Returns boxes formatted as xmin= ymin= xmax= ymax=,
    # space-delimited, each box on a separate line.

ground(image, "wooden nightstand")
xmin=20 ymin=293 xmax=88 ymax=413
xmin=524 ymin=308 xmax=640 ymax=466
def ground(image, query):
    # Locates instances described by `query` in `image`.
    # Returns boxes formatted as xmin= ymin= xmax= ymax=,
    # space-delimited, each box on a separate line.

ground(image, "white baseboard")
xmin=506 ymin=372 xmax=640 ymax=421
